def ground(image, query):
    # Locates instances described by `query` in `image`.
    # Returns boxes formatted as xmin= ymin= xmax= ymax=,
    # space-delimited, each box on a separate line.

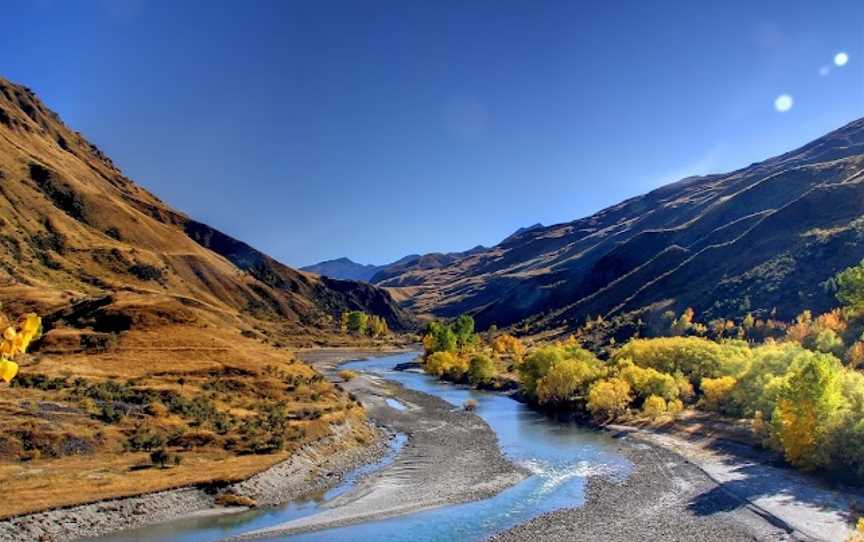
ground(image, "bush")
xmin=667 ymin=398 xmax=684 ymax=415
xmin=642 ymin=395 xmax=667 ymax=419
xmin=126 ymin=426 xmax=165 ymax=452
xmin=770 ymin=354 xmax=844 ymax=470
xmin=519 ymin=344 xmax=602 ymax=400
xmin=613 ymin=337 xmax=750 ymax=384
xmin=462 ymin=399 xmax=478 ymax=412
xmin=425 ymin=351 xmax=468 ymax=380
xmin=95 ymin=403 xmax=124 ymax=424
xmin=492 ymin=334 xmax=526 ymax=363
xmin=617 ymin=360 xmax=679 ymax=401
xmin=468 ymin=354 xmax=495 ymax=385
xmin=536 ymin=356 xmax=604 ymax=406
xmin=338 ymin=369 xmax=358 ymax=382
xmin=150 ymin=448 xmax=170 ymax=468
xmin=587 ymin=378 xmax=631 ymax=419
xmin=700 ymin=376 xmax=738 ymax=413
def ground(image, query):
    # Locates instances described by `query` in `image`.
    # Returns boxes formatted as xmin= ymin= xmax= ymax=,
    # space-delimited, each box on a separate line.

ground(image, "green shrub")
xmin=468 ymin=354 xmax=495 ymax=385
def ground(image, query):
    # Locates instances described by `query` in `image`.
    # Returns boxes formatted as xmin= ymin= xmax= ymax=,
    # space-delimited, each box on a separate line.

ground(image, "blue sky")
xmin=3 ymin=1 xmax=864 ymax=266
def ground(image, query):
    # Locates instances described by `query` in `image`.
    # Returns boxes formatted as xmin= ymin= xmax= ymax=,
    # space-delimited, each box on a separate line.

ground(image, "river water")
xmin=92 ymin=352 xmax=632 ymax=542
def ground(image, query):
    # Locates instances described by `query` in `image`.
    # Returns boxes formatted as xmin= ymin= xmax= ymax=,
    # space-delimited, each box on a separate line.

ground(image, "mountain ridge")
xmin=0 ymin=75 xmax=412 ymax=336
xmin=375 ymin=117 xmax=864 ymax=335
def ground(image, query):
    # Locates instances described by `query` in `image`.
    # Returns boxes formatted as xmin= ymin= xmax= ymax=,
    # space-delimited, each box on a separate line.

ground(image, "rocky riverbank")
xmin=0 ymin=420 xmax=392 ymax=542
xmin=229 ymin=349 xmax=527 ymax=540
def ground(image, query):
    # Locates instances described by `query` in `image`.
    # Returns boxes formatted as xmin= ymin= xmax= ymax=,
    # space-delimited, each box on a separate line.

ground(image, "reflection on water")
xmin=89 ymin=352 xmax=631 ymax=542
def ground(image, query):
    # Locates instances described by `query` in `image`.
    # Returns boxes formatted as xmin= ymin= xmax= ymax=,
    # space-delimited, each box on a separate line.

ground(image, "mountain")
xmin=502 ymin=223 xmax=544 ymax=243
xmin=0 ymin=76 xmax=411 ymax=336
xmin=301 ymin=247 xmax=488 ymax=285
xmin=301 ymin=257 xmax=391 ymax=282
xmin=0 ymin=75 xmax=415 ymax=516
xmin=379 ymin=118 xmax=864 ymax=335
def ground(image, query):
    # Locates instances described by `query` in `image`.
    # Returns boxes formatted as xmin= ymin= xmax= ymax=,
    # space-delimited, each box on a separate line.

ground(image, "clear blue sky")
xmin=3 ymin=1 xmax=864 ymax=267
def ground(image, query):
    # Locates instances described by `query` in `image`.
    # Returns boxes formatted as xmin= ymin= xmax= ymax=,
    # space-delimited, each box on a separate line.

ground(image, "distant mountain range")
xmin=302 ymin=226 xmax=549 ymax=283
xmin=361 ymin=119 xmax=864 ymax=335
xmin=301 ymin=255 xmax=415 ymax=282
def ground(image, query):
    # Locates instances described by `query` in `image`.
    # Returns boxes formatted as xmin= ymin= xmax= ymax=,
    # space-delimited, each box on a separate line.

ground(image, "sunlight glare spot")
xmin=774 ymin=94 xmax=793 ymax=113
xmin=835 ymin=52 xmax=849 ymax=67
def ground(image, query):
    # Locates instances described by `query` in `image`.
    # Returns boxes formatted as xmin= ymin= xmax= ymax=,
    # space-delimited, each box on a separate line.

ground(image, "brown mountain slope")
xmin=0 ymin=76 xmax=411 ymax=335
xmin=379 ymin=118 xmax=864 ymax=333
xmin=0 ymin=76 xmax=408 ymax=517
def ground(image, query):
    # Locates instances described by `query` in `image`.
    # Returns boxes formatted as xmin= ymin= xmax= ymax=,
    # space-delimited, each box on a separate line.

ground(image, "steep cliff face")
xmin=0 ymin=76 xmax=411 ymax=336
xmin=378 ymin=118 xmax=864 ymax=332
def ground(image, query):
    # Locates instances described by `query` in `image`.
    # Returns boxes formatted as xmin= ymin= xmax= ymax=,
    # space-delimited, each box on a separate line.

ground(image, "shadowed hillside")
xmin=377 ymin=118 xmax=864 ymax=334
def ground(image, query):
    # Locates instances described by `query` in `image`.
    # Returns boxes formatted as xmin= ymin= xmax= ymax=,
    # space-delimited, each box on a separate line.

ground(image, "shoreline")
xmin=0 ymin=420 xmax=392 ymax=542
xmin=0 ymin=349 xmax=406 ymax=542
xmin=413 ymin=366 xmax=861 ymax=542
xmin=228 ymin=348 xmax=528 ymax=540
xmin=3 ymin=348 xmax=858 ymax=542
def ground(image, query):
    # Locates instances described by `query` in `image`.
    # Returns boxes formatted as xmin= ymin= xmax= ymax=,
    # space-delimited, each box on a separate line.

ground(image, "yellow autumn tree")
xmin=587 ymin=378 xmax=631 ymax=419
xmin=492 ymin=334 xmax=526 ymax=363
xmin=700 ymin=376 xmax=737 ymax=413
xmin=770 ymin=353 xmax=844 ymax=470
xmin=0 ymin=312 xmax=42 ymax=384
xmin=642 ymin=394 xmax=667 ymax=419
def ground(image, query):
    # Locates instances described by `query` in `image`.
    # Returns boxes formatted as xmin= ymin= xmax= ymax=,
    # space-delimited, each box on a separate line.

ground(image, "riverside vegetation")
xmin=420 ymin=260 xmax=864 ymax=487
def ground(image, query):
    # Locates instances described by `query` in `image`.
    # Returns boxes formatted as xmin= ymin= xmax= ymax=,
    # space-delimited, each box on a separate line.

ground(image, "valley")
xmin=3 ymin=57 xmax=864 ymax=542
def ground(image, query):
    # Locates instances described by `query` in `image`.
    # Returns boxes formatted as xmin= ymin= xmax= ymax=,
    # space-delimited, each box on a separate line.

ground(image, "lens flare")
xmin=835 ymin=52 xmax=849 ymax=66
xmin=774 ymin=94 xmax=793 ymax=112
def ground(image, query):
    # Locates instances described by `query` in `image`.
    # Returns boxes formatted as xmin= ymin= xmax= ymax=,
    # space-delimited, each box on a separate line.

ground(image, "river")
xmin=90 ymin=352 xmax=632 ymax=542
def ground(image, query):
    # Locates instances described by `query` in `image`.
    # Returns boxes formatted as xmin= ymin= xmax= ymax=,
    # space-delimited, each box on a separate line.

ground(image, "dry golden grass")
xmin=0 ymin=287 xmax=376 ymax=518
xmin=0 ymin=447 xmax=286 ymax=518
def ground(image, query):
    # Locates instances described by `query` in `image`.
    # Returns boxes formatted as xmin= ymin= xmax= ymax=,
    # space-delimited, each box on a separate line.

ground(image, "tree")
xmin=150 ymin=448 xmax=170 ymax=469
xmin=468 ymin=354 xmax=495 ymax=385
xmin=642 ymin=395 xmax=667 ymax=419
xmin=836 ymin=259 xmax=864 ymax=310
xmin=742 ymin=313 xmax=755 ymax=338
xmin=587 ymin=378 xmax=631 ymax=419
xmin=617 ymin=360 xmax=679 ymax=401
xmin=700 ymin=376 xmax=737 ymax=413
xmin=424 ymin=322 xmax=457 ymax=354
xmin=492 ymin=334 xmax=526 ymax=363
xmin=346 ymin=311 xmax=369 ymax=336
xmin=453 ymin=314 xmax=475 ymax=348
xmin=0 ymin=312 xmax=42 ymax=384
xmin=367 ymin=315 xmax=389 ymax=338
xmin=770 ymin=353 xmax=844 ymax=470
xmin=536 ymin=357 xmax=603 ymax=406
xmin=425 ymin=351 xmax=468 ymax=380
